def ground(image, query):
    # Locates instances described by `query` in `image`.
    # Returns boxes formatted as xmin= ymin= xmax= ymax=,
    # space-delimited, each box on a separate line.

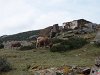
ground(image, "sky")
xmin=0 ymin=0 xmax=100 ymax=36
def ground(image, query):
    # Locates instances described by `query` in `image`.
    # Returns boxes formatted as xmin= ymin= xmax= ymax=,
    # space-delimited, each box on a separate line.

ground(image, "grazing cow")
xmin=36 ymin=36 xmax=52 ymax=48
xmin=11 ymin=42 xmax=21 ymax=49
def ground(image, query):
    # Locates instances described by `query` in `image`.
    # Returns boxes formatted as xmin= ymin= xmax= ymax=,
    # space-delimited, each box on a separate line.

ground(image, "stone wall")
xmin=63 ymin=19 xmax=91 ymax=30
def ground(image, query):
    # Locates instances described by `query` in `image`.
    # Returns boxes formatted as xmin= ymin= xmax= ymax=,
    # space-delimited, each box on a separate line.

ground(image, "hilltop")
xmin=0 ymin=19 xmax=99 ymax=42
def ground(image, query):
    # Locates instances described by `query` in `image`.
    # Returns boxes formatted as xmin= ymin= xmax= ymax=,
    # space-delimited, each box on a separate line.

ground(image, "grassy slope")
xmin=0 ymin=44 xmax=100 ymax=75
xmin=0 ymin=30 xmax=40 ymax=41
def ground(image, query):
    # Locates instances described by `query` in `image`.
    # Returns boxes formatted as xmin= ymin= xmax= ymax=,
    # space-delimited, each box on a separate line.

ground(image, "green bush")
xmin=94 ymin=41 xmax=100 ymax=47
xmin=0 ymin=57 xmax=12 ymax=72
xmin=70 ymin=37 xmax=88 ymax=49
xmin=61 ymin=37 xmax=88 ymax=49
xmin=50 ymin=44 xmax=70 ymax=52
xmin=0 ymin=44 xmax=4 ymax=49
xmin=52 ymin=38 xmax=64 ymax=44
xmin=50 ymin=37 xmax=88 ymax=52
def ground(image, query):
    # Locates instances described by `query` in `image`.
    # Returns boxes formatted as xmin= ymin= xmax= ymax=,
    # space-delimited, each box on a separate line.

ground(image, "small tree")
xmin=0 ymin=44 xmax=4 ymax=49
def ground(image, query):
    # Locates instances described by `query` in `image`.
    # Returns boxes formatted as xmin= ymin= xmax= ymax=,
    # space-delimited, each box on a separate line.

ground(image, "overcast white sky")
xmin=0 ymin=0 xmax=100 ymax=36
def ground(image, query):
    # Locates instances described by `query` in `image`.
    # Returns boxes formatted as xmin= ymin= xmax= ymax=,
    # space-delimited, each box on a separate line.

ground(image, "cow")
xmin=36 ymin=36 xmax=53 ymax=48
xmin=11 ymin=42 xmax=21 ymax=49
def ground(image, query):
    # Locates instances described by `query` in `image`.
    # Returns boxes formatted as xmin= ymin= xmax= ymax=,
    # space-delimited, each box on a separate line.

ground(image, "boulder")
xmin=90 ymin=57 xmax=100 ymax=75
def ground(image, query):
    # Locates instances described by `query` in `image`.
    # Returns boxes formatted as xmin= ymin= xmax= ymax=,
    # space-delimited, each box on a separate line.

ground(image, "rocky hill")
xmin=0 ymin=19 xmax=100 ymax=42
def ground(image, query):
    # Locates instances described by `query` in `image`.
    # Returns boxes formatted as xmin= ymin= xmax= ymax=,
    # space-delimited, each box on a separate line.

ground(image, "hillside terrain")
xmin=0 ymin=19 xmax=100 ymax=75
xmin=0 ymin=19 xmax=99 ymax=42
xmin=0 ymin=44 xmax=100 ymax=75
xmin=0 ymin=30 xmax=40 ymax=42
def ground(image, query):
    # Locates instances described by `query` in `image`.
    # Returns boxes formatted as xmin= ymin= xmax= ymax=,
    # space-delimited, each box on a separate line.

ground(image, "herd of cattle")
xmin=1 ymin=36 xmax=52 ymax=49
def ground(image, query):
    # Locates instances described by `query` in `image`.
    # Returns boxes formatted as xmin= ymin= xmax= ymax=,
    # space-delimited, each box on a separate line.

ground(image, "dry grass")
xmin=0 ymin=44 xmax=100 ymax=75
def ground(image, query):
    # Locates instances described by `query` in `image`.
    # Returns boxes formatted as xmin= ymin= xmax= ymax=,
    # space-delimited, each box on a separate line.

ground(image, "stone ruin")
xmin=63 ymin=19 xmax=98 ymax=34
xmin=50 ymin=24 xmax=60 ymax=38
xmin=38 ymin=19 xmax=99 ymax=38
xmin=52 ymin=24 xmax=60 ymax=33
xmin=63 ymin=19 xmax=90 ymax=30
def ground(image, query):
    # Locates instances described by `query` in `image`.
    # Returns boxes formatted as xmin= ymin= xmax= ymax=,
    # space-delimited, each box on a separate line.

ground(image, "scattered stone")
xmin=82 ymin=68 xmax=91 ymax=75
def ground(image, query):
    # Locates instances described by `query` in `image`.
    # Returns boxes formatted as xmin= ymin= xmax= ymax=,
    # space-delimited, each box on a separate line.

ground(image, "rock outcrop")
xmin=39 ymin=24 xmax=60 ymax=38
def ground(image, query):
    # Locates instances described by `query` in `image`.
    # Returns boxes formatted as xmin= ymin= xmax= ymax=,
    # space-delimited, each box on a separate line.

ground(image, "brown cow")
xmin=36 ymin=36 xmax=52 ymax=48
xmin=11 ymin=42 xmax=21 ymax=49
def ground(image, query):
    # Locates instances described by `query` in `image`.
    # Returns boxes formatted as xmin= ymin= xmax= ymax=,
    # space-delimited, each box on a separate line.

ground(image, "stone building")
xmin=63 ymin=19 xmax=91 ymax=30
xmin=50 ymin=24 xmax=60 ymax=38
xmin=52 ymin=24 xmax=60 ymax=33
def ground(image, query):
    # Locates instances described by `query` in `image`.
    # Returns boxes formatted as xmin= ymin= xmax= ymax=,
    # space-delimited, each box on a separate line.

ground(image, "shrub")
xmin=52 ymin=38 xmax=64 ymax=44
xmin=50 ymin=37 xmax=88 ymax=52
xmin=68 ymin=37 xmax=87 ymax=49
xmin=19 ymin=45 xmax=35 ymax=50
xmin=50 ymin=44 xmax=70 ymax=52
xmin=61 ymin=37 xmax=88 ymax=49
xmin=0 ymin=44 xmax=4 ymax=49
xmin=0 ymin=57 xmax=12 ymax=72
xmin=94 ymin=41 xmax=100 ymax=47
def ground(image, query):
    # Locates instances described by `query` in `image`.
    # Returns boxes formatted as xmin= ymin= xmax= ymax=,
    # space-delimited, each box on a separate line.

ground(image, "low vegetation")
xmin=52 ymin=38 xmax=64 ymax=44
xmin=62 ymin=37 xmax=88 ymax=49
xmin=50 ymin=44 xmax=70 ymax=52
xmin=50 ymin=37 xmax=88 ymax=52
xmin=94 ymin=41 xmax=100 ymax=47
xmin=19 ymin=42 xmax=36 ymax=50
xmin=0 ymin=44 xmax=4 ymax=49
xmin=0 ymin=30 xmax=40 ymax=41
xmin=0 ymin=44 xmax=100 ymax=75
xmin=0 ymin=57 xmax=12 ymax=72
